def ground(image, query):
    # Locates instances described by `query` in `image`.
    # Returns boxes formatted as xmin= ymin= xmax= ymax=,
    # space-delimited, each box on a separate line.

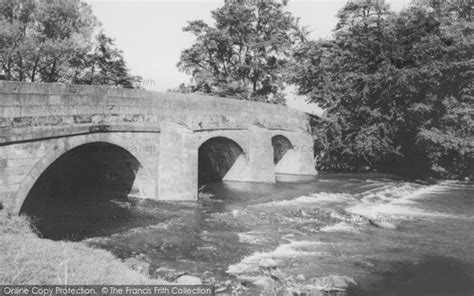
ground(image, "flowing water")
xmin=27 ymin=173 xmax=474 ymax=295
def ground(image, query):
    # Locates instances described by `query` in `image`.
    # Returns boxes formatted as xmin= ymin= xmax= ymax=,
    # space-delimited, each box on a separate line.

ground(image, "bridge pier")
xmin=275 ymin=149 xmax=317 ymax=175
xmin=223 ymin=125 xmax=275 ymax=183
xmin=157 ymin=123 xmax=277 ymax=201
xmin=274 ymin=133 xmax=318 ymax=176
xmin=157 ymin=122 xmax=198 ymax=201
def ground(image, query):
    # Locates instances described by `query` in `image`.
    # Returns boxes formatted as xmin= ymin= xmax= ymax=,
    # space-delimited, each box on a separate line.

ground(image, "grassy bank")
xmin=0 ymin=214 xmax=165 ymax=284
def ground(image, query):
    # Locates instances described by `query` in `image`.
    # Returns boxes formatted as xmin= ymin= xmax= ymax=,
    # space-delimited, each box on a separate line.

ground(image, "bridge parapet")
xmin=0 ymin=81 xmax=310 ymax=144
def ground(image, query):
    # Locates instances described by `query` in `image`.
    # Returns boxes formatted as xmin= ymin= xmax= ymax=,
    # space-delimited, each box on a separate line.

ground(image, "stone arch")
xmin=13 ymin=134 xmax=155 ymax=214
xmin=198 ymin=136 xmax=246 ymax=184
xmin=272 ymin=135 xmax=294 ymax=165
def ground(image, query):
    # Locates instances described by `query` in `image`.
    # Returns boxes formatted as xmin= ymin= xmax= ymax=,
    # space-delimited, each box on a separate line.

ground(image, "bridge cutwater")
xmin=0 ymin=81 xmax=317 ymax=214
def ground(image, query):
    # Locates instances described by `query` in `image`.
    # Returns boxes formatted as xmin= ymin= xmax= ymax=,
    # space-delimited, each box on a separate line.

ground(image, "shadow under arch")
xmin=272 ymin=135 xmax=294 ymax=165
xmin=198 ymin=137 xmax=245 ymax=185
xmin=19 ymin=141 xmax=154 ymax=241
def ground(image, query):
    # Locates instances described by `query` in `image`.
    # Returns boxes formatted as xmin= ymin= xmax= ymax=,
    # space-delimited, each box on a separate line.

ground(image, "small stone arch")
xmin=13 ymin=134 xmax=155 ymax=214
xmin=198 ymin=136 xmax=246 ymax=184
xmin=272 ymin=135 xmax=294 ymax=165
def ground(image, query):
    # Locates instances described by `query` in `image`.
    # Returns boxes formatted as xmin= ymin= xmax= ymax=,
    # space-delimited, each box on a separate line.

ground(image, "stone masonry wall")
xmin=0 ymin=81 xmax=310 ymax=145
xmin=0 ymin=81 xmax=314 ymax=213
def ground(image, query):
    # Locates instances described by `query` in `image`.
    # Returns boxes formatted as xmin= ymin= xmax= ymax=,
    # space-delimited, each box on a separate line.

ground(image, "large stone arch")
xmin=193 ymin=129 xmax=275 ymax=184
xmin=194 ymin=130 xmax=249 ymax=155
xmin=272 ymin=135 xmax=294 ymax=165
xmin=197 ymin=136 xmax=247 ymax=184
xmin=12 ymin=133 xmax=156 ymax=214
xmin=271 ymin=130 xmax=317 ymax=176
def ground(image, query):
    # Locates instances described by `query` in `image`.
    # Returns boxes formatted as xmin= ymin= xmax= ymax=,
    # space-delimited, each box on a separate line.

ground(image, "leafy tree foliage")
xmin=177 ymin=0 xmax=305 ymax=104
xmin=0 ymin=0 xmax=138 ymax=88
xmin=293 ymin=0 xmax=473 ymax=179
xmin=72 ymin=33 xmax=141 ymax=88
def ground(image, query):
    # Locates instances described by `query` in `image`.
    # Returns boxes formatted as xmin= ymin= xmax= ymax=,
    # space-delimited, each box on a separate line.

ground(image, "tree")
xmin=72 ymin=33 xmax=141 ymax=88
xmin=292 ymin=0 xmax=473 ymax=179
xmin=177 ymin=0 xmax=306 ymax=104
xmin=0 ymin=0 xmax=139 ymax=88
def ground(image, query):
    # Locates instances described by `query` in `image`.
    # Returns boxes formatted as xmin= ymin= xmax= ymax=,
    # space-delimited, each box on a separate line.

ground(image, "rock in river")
xmin=176 ymin=275 xmax=202 ymax=285
xmin=258 ymin=258 xmax=278 ymax=269
xmin=155 ymin=267 xmax=183 ymax=281
xmin=123 ymin=256 xmax=150 ymax=276
xmin=368 ymin=219 xmax=397 ymax=230
xmin=296 ymin=274 xmax=306 ymax=281
xmin=312 ymin=275 xmax=357 ymax=292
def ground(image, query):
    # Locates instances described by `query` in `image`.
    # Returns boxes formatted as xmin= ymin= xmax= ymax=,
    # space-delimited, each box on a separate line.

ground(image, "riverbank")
xmin=0 ymin=214 xmax=165 ymax=284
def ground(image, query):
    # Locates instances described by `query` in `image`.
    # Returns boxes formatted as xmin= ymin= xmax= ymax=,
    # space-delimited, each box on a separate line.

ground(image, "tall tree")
xmin=177 ymin=0 xmax=305 ymax=104
xmin=0 ymin=0 xmax=139 ymax=88
xmin=292 ymin=0 xmax=473 ymax=179
xmin=72 ymin=33 xmax=141 ymax=88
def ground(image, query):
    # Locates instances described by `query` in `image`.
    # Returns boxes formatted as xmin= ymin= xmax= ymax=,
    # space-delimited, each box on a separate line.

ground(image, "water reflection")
xmin=352 ymin=256 xmax=474 ymax=296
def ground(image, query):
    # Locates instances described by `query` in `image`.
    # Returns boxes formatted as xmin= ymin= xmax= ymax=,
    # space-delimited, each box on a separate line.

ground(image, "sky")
xmin=86 ymin=0 xmax=412 ymax=115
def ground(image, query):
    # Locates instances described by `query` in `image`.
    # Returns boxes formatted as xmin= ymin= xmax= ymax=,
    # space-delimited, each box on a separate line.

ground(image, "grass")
xmin=0 ymin=213 xmax=166 ymax=285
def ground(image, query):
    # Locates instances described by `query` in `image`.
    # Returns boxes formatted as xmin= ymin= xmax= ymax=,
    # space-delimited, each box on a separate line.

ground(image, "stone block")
xmin=33 ymin=116 xmax=63 ymax=127
xmin=7 ymin=157 xmax=38 ymax=167
xmin=91 ymin=114 xmax=105 ymax=124
xmin=2 ymin=107 xmax=20 ymax=117
xmin=70 ymin=95 xmax=92 ymax=105
xmin=11 ymin=117 xmax=33 ymax=128
xmin=48 ymin=95 xmax=61 ymax=105
xmin=1 ymin=174 xmax=24 ymax=186
xmin=0 ymin=117 xmax=11 ymax=127
xmin=1 ymin=164 xmax=34 ymax=176
xmin=20 ymin=94 xmax=49 ymax=105
xmin=20 ymin=105 xmax=49 ymax=117
xmin=73 ymin=115 xmax=92 ymax=124
xmin=0 ymin=191 xmax=17 ymax=214
xmin=0 ymin=94 xmax=21 ymax=106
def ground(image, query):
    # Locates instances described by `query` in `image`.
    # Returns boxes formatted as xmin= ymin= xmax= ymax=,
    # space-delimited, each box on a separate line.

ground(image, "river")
xmin=25 ymin=173 xmax=474 ymax=295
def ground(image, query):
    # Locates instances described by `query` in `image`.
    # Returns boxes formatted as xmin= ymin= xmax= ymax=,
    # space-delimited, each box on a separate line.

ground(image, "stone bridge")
xmin=0 ymin=81 xmax=317 ymax=214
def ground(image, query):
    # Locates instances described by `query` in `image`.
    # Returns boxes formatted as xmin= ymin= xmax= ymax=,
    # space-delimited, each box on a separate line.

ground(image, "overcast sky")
xmin=85 ymin=0 xmax=412 ymax=114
